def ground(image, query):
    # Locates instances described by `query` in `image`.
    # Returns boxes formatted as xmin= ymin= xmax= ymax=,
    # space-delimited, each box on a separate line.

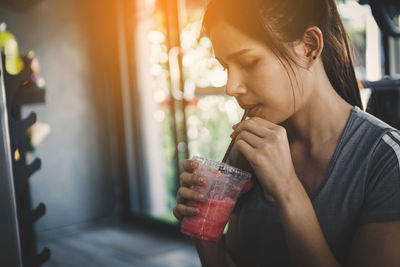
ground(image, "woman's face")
xmin=209 ymin=21 xmax=312 ymax=123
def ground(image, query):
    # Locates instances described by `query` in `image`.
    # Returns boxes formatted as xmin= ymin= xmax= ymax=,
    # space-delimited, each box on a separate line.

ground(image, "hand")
xmin=173 ymin=159 xmax=208 ymax=222
xmin=231 ymin=117 xmax=297 ymax=201
xmin=173 ymin=159 xmax=254 ymax=222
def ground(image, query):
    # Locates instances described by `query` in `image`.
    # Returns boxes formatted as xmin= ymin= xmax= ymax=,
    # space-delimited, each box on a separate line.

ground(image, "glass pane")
xmin=180 ymin=0 xmax=242 ymax=236
xmin=186 ymin=95 xmax=243 ymax=161
xmin=134 ymin=0 xmax=178 ymax=223
xmin=338 ymin=0 xmax=384 ymax=81
xmin=180 ymin=2 xmax=243 ymax=161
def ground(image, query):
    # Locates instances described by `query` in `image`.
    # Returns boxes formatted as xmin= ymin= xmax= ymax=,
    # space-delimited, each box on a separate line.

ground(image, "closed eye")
xmin=240 ymin=59 xmax=259 ymax=70
xmin=218 ymin=59 xmax=258 ymax=71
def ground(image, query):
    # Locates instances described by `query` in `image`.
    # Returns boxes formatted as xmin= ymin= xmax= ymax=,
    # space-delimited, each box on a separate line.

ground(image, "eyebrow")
xmin=216 ymin=48 xmax=253 ymax=64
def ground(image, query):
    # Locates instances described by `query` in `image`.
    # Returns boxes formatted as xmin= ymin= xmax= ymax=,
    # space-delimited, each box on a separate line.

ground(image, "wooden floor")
xmin=37 ymin=221 xmax=201 ymax=267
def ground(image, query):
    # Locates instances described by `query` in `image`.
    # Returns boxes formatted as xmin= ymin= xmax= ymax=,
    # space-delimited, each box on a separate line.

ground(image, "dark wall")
xmin=0 ymin=0 xmax=123 ymax=234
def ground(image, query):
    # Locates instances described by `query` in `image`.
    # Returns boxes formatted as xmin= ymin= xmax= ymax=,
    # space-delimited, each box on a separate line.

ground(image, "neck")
xmin=280 ymin=71 xmax=353 ymax=149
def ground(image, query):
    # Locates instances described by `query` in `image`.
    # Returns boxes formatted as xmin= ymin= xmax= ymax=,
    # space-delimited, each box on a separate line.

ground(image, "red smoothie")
xmin=181 ymin=199 xmax=235 ymax=242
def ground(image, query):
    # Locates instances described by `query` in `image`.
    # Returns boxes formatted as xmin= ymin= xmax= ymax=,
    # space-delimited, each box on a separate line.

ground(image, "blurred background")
xmin=0 ymin=0 xmax=399 ymax=266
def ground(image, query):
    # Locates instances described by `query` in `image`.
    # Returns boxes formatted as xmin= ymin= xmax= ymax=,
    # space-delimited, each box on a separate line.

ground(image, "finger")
xmin=235 ymin=131 xmax=262 ymax=148
xmin=176 ymin=193 xmax=185 ymax=204
xmin=234 ymin=138 xmax=255 ymax=160
xmin=248 ymin=116 xmax=279 ymax=129
xmin=180 ymin=172 xmax=207 ymax=187
xmin=231 ymin=119 xmax=270 ymax=139
xmin=173 ymin=206 xmax=184 ymax=221
xmin=176 ymin=203 xmax=199 ymax=216
xmin=178 ymin=187 xmax=208 ymax=202
xmin=182 ymin=159 xmax=198 ymax=172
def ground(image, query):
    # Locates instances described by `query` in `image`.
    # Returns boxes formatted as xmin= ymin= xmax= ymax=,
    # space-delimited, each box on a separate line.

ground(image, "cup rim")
xmin=192 ymin=155 xmax=252 ymax=180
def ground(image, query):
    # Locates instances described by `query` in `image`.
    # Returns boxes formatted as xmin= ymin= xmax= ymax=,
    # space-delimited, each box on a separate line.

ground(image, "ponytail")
xmin=321 ymin=0 xmax=363 ymax=109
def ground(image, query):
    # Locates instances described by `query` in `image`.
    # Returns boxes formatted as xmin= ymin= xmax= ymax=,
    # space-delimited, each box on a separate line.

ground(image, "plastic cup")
xmin=180 ymin=156 xmax=252 ymax=242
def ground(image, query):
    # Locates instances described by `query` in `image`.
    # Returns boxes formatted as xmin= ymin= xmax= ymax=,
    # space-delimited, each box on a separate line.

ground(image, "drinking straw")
xmin=221 ymin=109 xmax=249 ymax=164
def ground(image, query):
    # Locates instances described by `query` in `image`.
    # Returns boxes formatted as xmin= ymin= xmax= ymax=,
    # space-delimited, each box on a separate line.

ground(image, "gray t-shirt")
xmin=228 ymin=106 xmax=400 ymax=266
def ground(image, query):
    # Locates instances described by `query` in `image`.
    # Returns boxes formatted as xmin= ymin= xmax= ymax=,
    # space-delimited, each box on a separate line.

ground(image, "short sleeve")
xmin=359 ymin=131 xmax=400 ymax=224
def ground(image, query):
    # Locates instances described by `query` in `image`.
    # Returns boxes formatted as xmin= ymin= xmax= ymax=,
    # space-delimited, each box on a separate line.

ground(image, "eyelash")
xmin=241 ymin=60 xmax=258 ymax=70
xmin=221 ymin=60 xmax=258 ymax=71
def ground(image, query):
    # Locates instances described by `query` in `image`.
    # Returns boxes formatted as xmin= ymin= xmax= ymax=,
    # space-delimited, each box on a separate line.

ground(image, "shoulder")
xmin=348 ymin=107 xmax=400 ymax=162
xmin=364 ymin=128 xmax=400 ymax=203
xmin=373 ymin=130 xmax=400 ymax=165
xmin=349 ymin=106 xmax=396 ymax=137
xmin=358 ymin=107 xmax=400 ymax=192
xmin=357 ymin=110 xmax=400 ymax=224
xmin=365 ymin=121 xmax=400 ymax=176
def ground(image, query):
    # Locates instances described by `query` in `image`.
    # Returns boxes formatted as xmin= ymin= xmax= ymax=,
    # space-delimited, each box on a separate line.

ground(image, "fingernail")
xmin=191 ymin=161 xmax=197 ymax=168
xmin=192 ymin=209 xmax=198 ymax=215
xmin=198 ymin=194 xmax=204 ymax=200
xmin=198 ymin=177 xmax=204 ymax=184
xmin=203 ymin=195 xmax=208 ymax=200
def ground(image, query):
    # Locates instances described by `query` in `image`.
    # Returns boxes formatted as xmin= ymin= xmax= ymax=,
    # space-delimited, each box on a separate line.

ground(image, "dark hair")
xmin=202 ymin=0 xmax=363 ymax=110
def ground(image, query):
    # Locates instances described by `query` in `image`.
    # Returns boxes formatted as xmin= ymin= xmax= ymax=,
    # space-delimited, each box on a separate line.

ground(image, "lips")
xmin=239 ymin=103 xmax=260 ymax=117
xmin=247 ymin=104 xmax=260 ymax=117
xmin=239 ymin=103 xmax=258 ymax=110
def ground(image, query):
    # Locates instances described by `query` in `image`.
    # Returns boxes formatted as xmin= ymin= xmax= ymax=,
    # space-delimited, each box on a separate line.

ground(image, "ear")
xmin=301 ymin=26 xmax=324 ymax=68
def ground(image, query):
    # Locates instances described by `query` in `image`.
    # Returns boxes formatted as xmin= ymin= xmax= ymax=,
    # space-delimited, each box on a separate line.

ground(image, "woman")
xmin=173 ymin=0 xmax=400 ymax=266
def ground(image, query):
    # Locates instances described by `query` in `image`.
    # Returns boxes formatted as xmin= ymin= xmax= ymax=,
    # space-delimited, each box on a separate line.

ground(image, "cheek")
xmin=246 ymin=61 xmax=294 ymax=103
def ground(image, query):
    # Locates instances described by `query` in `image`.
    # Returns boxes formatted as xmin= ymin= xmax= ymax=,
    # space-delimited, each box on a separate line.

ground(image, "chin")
xmin=255 ymin=108 xmax=292 ymax=125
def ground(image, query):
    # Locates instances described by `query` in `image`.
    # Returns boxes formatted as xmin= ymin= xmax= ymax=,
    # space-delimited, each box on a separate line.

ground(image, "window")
xmin=338 ymin=0 xmax=384 ymax=82
xmin=132 ymin=0 xmax=243 ymax=224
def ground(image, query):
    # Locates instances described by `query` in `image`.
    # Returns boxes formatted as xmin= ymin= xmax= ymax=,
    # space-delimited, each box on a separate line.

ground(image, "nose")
xmin=225 ymin=71 xmax=247 ymax=97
